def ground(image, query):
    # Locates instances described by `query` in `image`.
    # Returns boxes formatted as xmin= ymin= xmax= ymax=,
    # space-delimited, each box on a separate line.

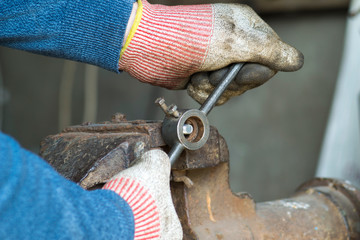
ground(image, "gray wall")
xmin=0 ymin=10 xmax=346 ymax=202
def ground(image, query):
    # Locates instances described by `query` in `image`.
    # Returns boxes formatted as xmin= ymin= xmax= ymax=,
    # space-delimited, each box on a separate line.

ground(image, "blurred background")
xmin=0 ymin=0 xmax=357 ymax=202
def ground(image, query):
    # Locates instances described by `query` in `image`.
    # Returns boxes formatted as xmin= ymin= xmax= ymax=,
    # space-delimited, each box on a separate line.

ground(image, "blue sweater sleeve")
xmin=0 ymin=0 xmax=135 ymax=72
xmin=0 ymin=132 xmax=135 ymax=239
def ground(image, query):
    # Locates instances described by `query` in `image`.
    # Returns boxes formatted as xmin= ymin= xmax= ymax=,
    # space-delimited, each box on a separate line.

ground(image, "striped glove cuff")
xmin=102 ymin=149 xmax=182 ymax=239
xmin=104 ymin=177 xmax=161 ymax=239
xmin=119 ymin=0 xmax=214 ymax=89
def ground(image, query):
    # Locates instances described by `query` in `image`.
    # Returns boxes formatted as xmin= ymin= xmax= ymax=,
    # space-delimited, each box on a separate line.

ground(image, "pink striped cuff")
xmin=119 ymin=0 xmax=214 ymax=89
xmin=103 ymin=177 xmax=160 ymax=239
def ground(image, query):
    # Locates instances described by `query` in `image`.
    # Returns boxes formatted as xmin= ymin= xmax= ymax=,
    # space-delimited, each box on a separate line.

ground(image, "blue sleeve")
xmin=0 ymin=0 xmax=135 ymax=72
xmin=0 ymin=132 xmax=135 ymax=239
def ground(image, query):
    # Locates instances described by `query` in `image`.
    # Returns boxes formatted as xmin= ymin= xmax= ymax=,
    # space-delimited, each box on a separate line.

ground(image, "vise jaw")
xmin=40 ymin=113 xmax=360 ymax=239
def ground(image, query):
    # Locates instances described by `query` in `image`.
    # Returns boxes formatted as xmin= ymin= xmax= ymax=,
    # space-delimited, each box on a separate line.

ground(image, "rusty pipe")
xmin=172 ymin=160 xmax=360 ymax=239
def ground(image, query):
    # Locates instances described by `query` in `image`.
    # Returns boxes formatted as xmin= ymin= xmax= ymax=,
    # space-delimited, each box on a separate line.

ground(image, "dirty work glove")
xmin=188 ymin=63 xmax=276 ymax=105
xmin=102 ymin=149 xmax=182 ymax=240
xmin=119 ymin=0 xmax=303 ymax=91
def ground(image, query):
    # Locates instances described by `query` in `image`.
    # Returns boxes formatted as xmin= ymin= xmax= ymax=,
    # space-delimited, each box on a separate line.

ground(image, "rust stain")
xmin=206 ymin=191 xmax=216 ymax=222
xmin=216 ymin=233 xmax=224 ymax=239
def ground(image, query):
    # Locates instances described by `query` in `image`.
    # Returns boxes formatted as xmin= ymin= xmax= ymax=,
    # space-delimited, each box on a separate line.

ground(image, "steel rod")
xmin=169 ymin=141 xmax=185 ymax=166
xmin=169 ymin=63 xmax=245 ymax=165
xmin=200 ymin=63 xmax=244 ymax=115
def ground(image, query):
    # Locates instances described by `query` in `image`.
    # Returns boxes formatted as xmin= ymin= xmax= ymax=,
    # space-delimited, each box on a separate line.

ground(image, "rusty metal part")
xmin=155 ymin=97 xmax=180 ymax=118
xmin=40 ymin=113 xmax=225 ymax=188
xmin=161 ymin=63 xmax=244 ymax=165
xmin=162 ymin=109 xmax=209 ymax=151
xmin=40 ymin=114 xmax=163 ymax=188
xmin=160 ymin=107 xmax=211 ymax=165
xmin=173 ymin=163 xmax=360 ymax=239
xmin=40 ymin=115 xmax=360 ymax=239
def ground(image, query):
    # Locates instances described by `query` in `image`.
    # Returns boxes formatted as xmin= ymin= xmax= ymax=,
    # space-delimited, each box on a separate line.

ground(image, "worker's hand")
xmin=119 ymin=0 xmax=303 ymax=94
xmin=102 ymin=149 xmax=182 ymax=239
xmin=188 ymin=63 xmax=276 ymax=105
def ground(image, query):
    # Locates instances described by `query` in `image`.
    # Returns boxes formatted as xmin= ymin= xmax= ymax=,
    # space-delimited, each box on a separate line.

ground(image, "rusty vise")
xmin=40 ymin=113 xmax=360 ymax=239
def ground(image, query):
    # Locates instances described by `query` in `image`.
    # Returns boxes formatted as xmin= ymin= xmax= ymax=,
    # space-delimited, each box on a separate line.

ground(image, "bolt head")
xmin=155 ymin=97 xmax=165 ymax=105
xmin=168 ymin=104 xmax=177 ymax=112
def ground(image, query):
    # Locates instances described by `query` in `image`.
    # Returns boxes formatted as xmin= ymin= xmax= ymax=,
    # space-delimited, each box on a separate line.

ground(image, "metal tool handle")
xmin=169 ymin=142 xmax=185 ymax=165
xmin=199 ymin=63 xmax=244 ymax=115
xmin=169 ymin=63 xmax=245 ymax=165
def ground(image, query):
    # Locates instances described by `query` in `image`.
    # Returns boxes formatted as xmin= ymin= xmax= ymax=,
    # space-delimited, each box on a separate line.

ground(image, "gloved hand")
xmin=102 ymin=149 xmax=182 ymax=240
xmin=119 ymin=0 xmax=303 ymax=100
xmin=188 ymin=63 xmax=276 ymax=105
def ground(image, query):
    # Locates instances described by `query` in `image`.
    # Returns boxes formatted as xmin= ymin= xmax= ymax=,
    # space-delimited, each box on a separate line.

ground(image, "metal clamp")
xmin=156 ymin=63 xmax=245 ymax=165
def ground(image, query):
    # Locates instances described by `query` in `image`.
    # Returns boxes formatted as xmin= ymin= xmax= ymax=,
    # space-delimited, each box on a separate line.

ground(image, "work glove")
xmin=119 ymin=0 xmax=303 ymax=103
xmin=188 ymin=63 xmax=276 ymax=105
xmin=102 ymin=149 xmax=182 ymax=240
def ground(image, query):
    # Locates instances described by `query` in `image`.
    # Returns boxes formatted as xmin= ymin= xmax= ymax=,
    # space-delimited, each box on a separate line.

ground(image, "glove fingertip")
xmin=142 ymin=149 xmax=171 ymax=172
xmin=274 ymin=42 xmax=304 ymax=72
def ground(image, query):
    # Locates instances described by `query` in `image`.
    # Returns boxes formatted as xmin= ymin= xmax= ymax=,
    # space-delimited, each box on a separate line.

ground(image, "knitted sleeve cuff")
xmin=58 ymin=0 xmax=136 ymax=72
xmin=1 ymin=0 xmax=135 ymax=72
